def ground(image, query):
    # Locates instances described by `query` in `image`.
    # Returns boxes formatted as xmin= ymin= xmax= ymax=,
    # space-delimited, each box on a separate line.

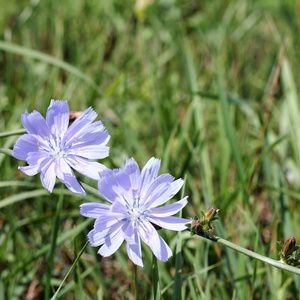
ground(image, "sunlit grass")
xmin=1 ymin=0 xmax=300 ymax=298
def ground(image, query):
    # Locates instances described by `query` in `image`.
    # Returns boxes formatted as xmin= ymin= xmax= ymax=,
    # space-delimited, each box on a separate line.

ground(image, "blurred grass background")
xmin=1 ymin=0 xmax=300 ymax=299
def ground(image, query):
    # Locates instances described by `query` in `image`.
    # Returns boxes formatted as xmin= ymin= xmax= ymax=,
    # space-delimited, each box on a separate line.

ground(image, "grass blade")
xmin=45 ymin=188 xmax=64 ymax=300
xmin=0 ymin=41 xmax=99 ymax=93
xmin=51 ymin=241 xmax=89 ymax=300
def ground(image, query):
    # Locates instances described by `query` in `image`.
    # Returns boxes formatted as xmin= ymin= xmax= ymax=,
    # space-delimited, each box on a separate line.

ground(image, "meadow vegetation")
xmin=1 ymin=0 xmax=300 ymax=299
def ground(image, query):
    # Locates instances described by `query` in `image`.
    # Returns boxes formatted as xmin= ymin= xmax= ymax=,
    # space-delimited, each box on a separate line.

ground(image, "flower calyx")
xmin=188 ymin=207 xmax=220 ymax=235
xmin=278 ymin=236 xmax=300 ymax=266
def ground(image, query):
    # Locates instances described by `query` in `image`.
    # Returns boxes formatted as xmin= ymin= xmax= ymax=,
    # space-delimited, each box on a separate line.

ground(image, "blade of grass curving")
xmin=0 ymin=181 xmax=37 ymax=188
xmin=0 ymin=147 xmax=13 ymax=157
xmin=0 ymin=41 xmax=99 ymax=93
xmin=45 ymin=186 xmax=64 ymax=300
xmin=0 ymin=129 xmax=26 ymax=138
xmin=0 ymin=188 xmax=83 ymax=208
xmin=51 ymin=241 xmax=89 ymax=300
xmin=74 ymin=237 xmax=84 ymax=300
xmin=191 ymin=90 xmax=252 ymax=107
xmin=0 ymin=189 xmax=49 ymax=208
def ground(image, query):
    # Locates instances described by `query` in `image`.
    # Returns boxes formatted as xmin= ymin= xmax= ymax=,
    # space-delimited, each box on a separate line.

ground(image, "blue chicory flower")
xmin=80 ymin=157 xmax=191 ymax=267
xmin=12 ymin=100 xmax=110 ymax=195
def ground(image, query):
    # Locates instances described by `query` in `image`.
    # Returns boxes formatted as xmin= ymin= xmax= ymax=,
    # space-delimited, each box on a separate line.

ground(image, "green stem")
xmin=189 ymin=229 xmax=300 ymax=276
xmin=51 ymin=241 xmax=89 ymax=300
xmin=134 ymin=264 xmax=138 ymax=300
xmin=0 ymin=129 xmax=26 ymax=138
xmin=152 ymin=254 xmax=161 ymax=300
xmin=45 ymin=189 xmax=64 ymax=300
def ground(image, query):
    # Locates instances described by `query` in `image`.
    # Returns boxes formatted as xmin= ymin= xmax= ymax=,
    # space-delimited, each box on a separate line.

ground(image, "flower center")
xmin=40 ymin=133 xmax=72 ymax=160
xmin=126 ymin=195 xmax=150 ymax=227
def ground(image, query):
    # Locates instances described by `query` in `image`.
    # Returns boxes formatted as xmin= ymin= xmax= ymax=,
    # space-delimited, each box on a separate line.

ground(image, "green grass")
xmin=1 ymin=0 xmax=300 ymax=298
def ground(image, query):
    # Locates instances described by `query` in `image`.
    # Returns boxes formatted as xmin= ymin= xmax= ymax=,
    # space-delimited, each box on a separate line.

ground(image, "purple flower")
xmin=80 ymin=157 xmax=191 ymax=267
xmin=12 ymin=100 xmax=110 ymax=195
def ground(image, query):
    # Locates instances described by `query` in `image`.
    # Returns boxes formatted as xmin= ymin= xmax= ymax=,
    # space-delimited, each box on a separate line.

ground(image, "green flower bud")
xmin=280 ymin=236 xmax=296 ymax=259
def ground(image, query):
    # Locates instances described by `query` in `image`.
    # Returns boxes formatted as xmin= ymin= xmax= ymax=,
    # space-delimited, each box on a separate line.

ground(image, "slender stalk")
xmin=189 ymin=229 xmax=300 ymax=276
xmin=152 ymin=254 xmax=161 ymax=300
xmin=45 ymin=188 xmax=64 ymax=300
xmin=51 ymin=241 xmax=89 ymax=300
xmin=134 ymin=264 xmax=138 ymax=300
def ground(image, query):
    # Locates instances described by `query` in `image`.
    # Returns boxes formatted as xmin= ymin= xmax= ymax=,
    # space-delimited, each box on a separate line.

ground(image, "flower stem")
xmin=134 ymin=264 xmax=138 ymax=300
xmin=152 ymin=254 xmax=161 ymax=300
xmin=188 ymin=229 xmax=300 ymax=275
xmin=51 ymin=241 xmax=89 ymax=300
xmin=45 ymin=187 xmax=64 ymax=300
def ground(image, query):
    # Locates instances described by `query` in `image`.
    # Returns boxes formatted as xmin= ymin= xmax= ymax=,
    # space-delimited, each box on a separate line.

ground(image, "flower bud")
xmin=191 ymin=207 xmax=220 ymax=234
xmin=280 ymin=236 xmax=296 ymax=259
xmin=204 ymin=207 xmax=220 ymax=223
xmin=191 ymin=219 xmax=203 ymax=235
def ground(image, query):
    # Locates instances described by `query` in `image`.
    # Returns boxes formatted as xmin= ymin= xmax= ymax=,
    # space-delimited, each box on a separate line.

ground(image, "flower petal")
xmin=26 ymin=151 xmax=51 ymax=167
xmin=19 ymin=165 xmax=41 ymax=176
xmin=80 ymin=202 xmax=111 ymax=218
xmin=66 ymin=156 xmax=107 ymax=180
xmin=21 ymin=110 xmax=50 ymax=139
xmin=12 ymin=134 xmax=40 ymax=160
xmin=125 ymin=158 xmax=140 ymax=190
xmin=138 ymin=220 xmax=172 ymax=262
xmin=64 ymin=107 xmax=97 ymax=146
xmin=66 ymin=121 xmax=109 ymax=147
xmin=142 ymin=174 xmax=174 ymax=206
xmin=149 ymin=216 xmax=191 ymax=231
xmin=139 ymin=157 xmax=161 ymax=196
xmin=98 ymin=226 xmax=125 ymax=257
xmin=98 ymin=169 xmax=131 ymax=203
xmin=46 ymin=100 xmax=70 ymax=137
xmin=170 ymin=179 xmax=184 ymax=198
xmin=88 ymin=221 xmax=123 ymax=247
xmin=124 ymin=225 xmax=143 ymax=267
xmin=68 ymin=144 xmax=110 ymax=160
xmin=40 ymin=162 xmax=56 ymax=192
xmin=55 ymin=158 xmax=85 ymax=195
xmin=94 ymin=214 xmax=124 ymax=231
xmin=150 ymin=197 xmax=189 ymax=217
